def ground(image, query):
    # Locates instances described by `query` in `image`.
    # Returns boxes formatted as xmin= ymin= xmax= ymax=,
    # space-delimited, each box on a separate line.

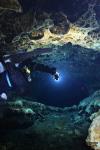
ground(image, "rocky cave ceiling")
xmin=0 ymin=0 xmax=100 ymax=53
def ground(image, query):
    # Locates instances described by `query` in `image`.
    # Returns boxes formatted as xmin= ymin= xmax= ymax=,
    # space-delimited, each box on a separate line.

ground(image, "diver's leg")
xmin=4 ymin=61 xmax=29 ymax=96
xmin=0 ymin=91 xmax=11 ymax=104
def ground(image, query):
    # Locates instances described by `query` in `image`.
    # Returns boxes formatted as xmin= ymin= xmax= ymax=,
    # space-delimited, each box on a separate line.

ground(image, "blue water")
xmin=26 ymin=69 xmax=89 ymax=107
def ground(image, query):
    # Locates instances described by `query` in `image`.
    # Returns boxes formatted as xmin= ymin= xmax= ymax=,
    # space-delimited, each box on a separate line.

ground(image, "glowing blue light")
xmin=52 ymin=72 xmax=59 ymax=81
xmin=51 ymin=69 xmax=70 ymax=86
xmin=51 ymin=71 xmax=65 ymax=85
xmin=54 ymin=78 xmax=61 ymax=83
xmin=53 ymin=72 xmax=61 ymax=83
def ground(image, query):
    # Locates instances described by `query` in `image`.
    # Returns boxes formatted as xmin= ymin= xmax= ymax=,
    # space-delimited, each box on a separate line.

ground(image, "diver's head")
xmin=50 ymin=67 xmax=60 ymax=80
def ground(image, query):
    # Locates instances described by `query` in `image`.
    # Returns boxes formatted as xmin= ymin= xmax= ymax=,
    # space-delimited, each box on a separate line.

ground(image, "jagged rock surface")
xmin=0 ymin=0 xmax=99 ymax=54
xmin=0 ymin=90 xmax=100 ymax=150
xmin=78 ymin=90 xmax=100 ymax=150
xmin=79 ymin=90 xmax=100 ymax=114
xmin=86 ymin=114 xmax=100 ymax=150
xmin=0 ymin=0 xmax=22 ymax=12
xmin=0 ymin=91 xmax=97 ymax=150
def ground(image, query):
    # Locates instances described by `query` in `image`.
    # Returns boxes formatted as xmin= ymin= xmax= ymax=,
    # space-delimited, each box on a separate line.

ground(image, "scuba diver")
xmin=0 ymin=49 xmax=59 ymax=101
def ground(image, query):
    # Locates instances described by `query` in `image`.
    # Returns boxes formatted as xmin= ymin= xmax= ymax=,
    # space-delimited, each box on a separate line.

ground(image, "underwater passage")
xmin=28 ymin=68 xmax=89 ymax=107
xmin=0 ymin=47 xmax=89 ymax=107
xmin=0 ymin=0 xmax=100 ymax=150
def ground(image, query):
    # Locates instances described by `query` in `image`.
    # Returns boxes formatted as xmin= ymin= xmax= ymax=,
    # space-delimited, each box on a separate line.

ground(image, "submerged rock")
xmin=0 ymin=94 xmax=92 ymax=150
xmin=86 ymin=115 xmax=100 ymax=150
xmin=79 ymin=90 xmax=100 ymax=114
xmin=0 ymin=102 xmax=35 ymax=130
xmin=0 ymin=0 xmax=99 ymax=54
xmin=50 ymin=12 xmax=70 ymax=35
xmin=78 ymin=90 xmax=100 ymax=150
xmin=0 ymin=0 xmax=22 ymax=12
xmin=1 ymin=90 xmax=100 ymax=149
xmin=29 ymin=30 xmax=44 ymax=40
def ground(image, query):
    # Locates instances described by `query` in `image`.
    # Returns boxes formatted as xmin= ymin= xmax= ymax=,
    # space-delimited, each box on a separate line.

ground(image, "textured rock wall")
xmin=0 ymin=0 xmax=22 ymax=12
xmin=86 ymin=115 xmax=100 ymax=150
xmin=0 ymin=97 xmax=90 ymax=150
xmin=0 ymin=0 xmax=100 ymax=54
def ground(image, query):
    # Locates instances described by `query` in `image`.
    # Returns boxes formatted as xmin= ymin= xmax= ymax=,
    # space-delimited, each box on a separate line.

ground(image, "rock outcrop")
xmin=0 ymin=90 xmax=100 ymax=149
xmin=79 ymin=90 xmax=100 ymax=114
xmin=0 ymin=93 xmax=94 ymax=150
xmin=0 ymin=0 xmax=22 ymax=12
xmin=86 ymin=114 xmax=100 ymax=150
xmin=78 ymin=90 xmax=100 ymax=150
xmin=0 ymin=0 xmax=99 ymax=54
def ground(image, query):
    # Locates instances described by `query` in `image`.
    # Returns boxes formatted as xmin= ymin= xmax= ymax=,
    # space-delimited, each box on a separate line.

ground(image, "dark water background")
xmin=18 ymin=0 xmax=88 ymax=22
xmin=25 ymin=69 xmax=89 ymax=107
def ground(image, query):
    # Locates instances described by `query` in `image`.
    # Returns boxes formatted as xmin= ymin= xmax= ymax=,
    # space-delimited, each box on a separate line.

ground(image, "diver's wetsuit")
xmin=0 ymin=57 xmax=58 ymax=101
xmin=5 ymin=61 xmax=29 ymax=96
xmin=19 ymin=58 xmax=56 ymax=76
xmin=0 ymin=60 xmax=13 ymax=101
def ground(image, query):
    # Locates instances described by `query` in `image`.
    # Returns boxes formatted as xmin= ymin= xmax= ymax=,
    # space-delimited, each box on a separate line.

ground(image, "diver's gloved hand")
xmin=50 ymin=67 xmax=59 ymax=80
xmin=53 ymin=72 xmax=59 ymax=80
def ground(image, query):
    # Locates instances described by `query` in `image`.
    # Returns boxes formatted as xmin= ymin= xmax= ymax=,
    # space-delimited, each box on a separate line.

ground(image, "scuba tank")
xmin=4 ymin=61 xmax=29 ymax=95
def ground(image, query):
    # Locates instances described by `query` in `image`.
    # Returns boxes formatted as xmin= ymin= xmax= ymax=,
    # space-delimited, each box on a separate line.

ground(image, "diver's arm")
xmin=17 ymin=59 xmax=59 ymax=80
xmin=32 ymin=63 xmax=56 ymax=75
xmin=32 ymin=63 xmax=59 ymax=80
xmin=18 ymin=59 xmax=56 ymax=75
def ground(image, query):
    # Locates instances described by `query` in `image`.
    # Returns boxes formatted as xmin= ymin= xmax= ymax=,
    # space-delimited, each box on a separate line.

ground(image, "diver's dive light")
xmin=53 ymin=72 xmax=60 ymax=80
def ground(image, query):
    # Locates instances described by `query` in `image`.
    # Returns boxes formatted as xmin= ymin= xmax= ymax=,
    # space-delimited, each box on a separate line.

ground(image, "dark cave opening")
xmin=18 ymin=0 xmax=89 ymax=22
xmin=25 ymin=70 xmax=89 ymax=107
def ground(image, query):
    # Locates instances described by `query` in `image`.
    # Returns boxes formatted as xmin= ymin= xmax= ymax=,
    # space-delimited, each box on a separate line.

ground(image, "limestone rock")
xmin=0 ymin=0 xmax=22 ymax=12
xmin=0 ymin=97 xmax=91 ymax=150
xmin=78 ymin=90 xmax=100 ymax=114
xmin=50 ymin=12 xmax=70 ymax=35
xmin=29 ymin=30 xmax=44 ymax=40
xmin=86 ymin=115 xmax=100 ymax=150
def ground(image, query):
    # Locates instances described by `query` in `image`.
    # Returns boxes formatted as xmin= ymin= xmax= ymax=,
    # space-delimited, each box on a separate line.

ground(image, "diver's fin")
xmin=0 ymin=93 xmax=7 ymax=100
